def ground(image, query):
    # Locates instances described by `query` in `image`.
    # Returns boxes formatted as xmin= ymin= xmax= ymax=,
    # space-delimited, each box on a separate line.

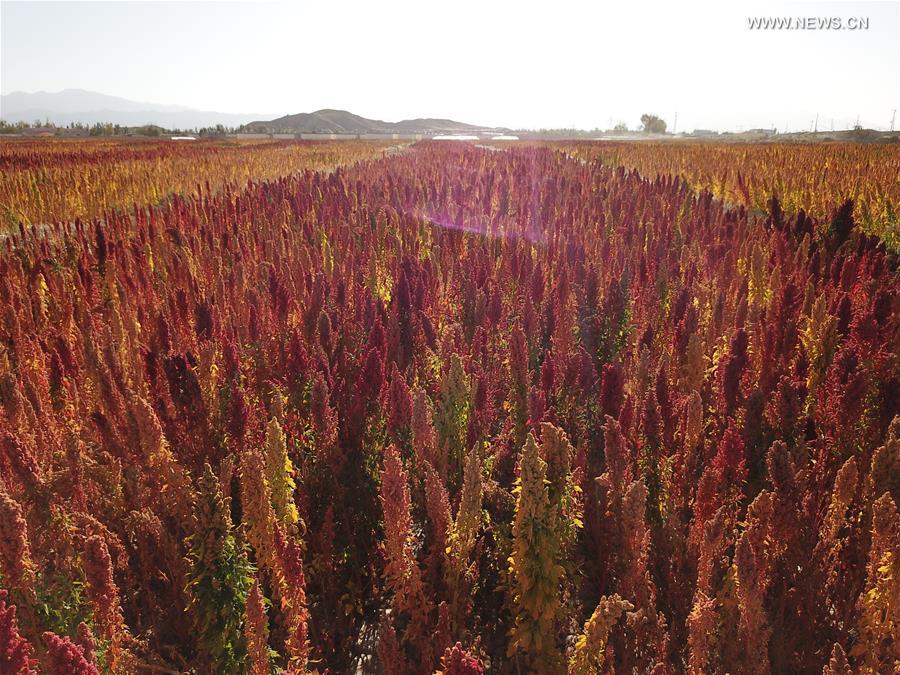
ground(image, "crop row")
xmin=543 ymin=141 xmax=900 ymax=250
xmin=0 ymin=138 xmax=397 ymax=228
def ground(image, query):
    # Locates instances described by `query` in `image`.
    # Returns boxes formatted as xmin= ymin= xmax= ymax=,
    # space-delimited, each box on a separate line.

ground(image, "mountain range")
xmin=0 ymin=89 xmax=500 ymax=134
xmin=0 ymin=89 xmax=276 ymax=129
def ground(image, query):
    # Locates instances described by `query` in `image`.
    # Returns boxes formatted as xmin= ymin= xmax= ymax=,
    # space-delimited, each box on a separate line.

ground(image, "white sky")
xmin=1 ymin=0 xmax=898 ymax=131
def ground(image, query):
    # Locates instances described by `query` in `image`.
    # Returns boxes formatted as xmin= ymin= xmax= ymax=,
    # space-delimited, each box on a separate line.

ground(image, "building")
xmin=21 ymin=126 xmax=56 ymax=137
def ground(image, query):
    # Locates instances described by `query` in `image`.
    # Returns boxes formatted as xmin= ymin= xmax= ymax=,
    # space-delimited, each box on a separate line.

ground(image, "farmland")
xmin=542 ymin=141 xmax=900 ymax=250
xmin=0 ymin=138 xmax=397 ymax=228
xmin=0 ymin=138 xmax=897 ymax=674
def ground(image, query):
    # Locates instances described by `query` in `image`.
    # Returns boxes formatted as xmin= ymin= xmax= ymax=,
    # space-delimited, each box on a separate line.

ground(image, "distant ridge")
xmin=1 ymin=90 xmax=507 ymax=135
xmin=0 ymin=89 xmax=276 ymax=129
xmin=244 ymin=108 xmax=505 ymax=135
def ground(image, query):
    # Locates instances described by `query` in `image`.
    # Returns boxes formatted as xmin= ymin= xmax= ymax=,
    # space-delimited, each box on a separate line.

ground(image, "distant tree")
xmin=0 ymin=120 xmax=30 ymax=134
xmin=640 ymin=114 xmax=667 ymax=134
xmin=613 ymin=122 xmax=628 ymax=132
xmin=199 ymin=124 xmax=228 ymax=138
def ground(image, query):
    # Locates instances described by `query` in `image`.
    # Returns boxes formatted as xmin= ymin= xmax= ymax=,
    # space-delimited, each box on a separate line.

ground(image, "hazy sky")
xmin=1 ymin=0 xmax=898 ymax=131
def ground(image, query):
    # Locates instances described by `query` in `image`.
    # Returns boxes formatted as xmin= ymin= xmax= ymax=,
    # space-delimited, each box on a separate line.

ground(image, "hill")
xmin=244 ymin=108 xmax=501 ymax=135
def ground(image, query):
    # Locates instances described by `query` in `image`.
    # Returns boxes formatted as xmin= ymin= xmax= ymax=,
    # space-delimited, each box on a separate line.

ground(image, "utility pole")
xmin=673 ymin=112 xmax=677 ymax=134
xmin=814 ymin=112 xmax=819 ymax=132
xmin=891 ymin=109 xmax=896 ymax=132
